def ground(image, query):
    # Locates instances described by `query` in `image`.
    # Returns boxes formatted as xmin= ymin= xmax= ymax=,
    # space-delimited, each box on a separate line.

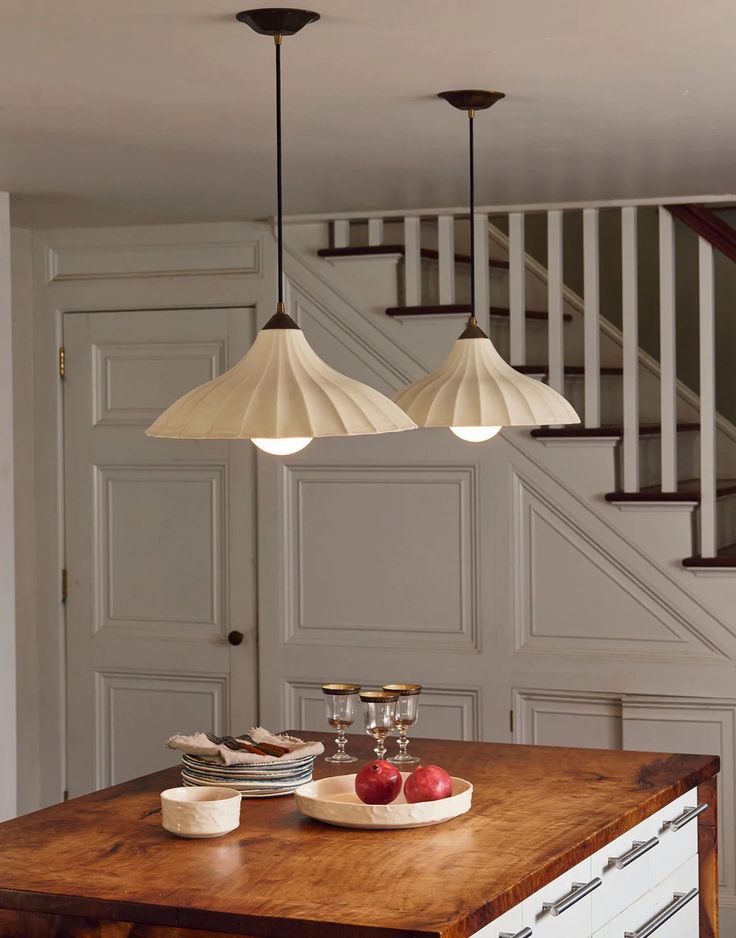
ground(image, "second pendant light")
xmin=393 ymin=90 xmax=580 ymax=439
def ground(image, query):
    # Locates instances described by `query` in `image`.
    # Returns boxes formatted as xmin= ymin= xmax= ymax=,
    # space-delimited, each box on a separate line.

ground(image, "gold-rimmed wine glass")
xmin=322 ymin=683 xmax=361 ymax=763
xmin=383 ymin=683 xmax=422 ymax=764
xmin=360 ymin=690 xmax=399 ymax=760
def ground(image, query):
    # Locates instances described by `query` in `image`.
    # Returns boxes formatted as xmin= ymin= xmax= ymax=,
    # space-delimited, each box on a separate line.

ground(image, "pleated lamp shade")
xmin=393 ymin=321 xmax=580 ymax=430
xmin=146 ymin=313 xmax=416 ymax=442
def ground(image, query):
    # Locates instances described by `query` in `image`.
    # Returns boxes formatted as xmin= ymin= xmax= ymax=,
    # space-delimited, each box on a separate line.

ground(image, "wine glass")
xmin=360 ymin=691 xmax=398 ymax=760
xmin=322 ymin=683 xmax=361 ymax=763
xmin=383 ymin=683 xmax=422 ymax=764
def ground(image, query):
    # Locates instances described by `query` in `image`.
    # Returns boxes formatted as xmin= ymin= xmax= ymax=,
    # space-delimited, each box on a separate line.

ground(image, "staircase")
xmin=290 ymin=201 xmax=736 ymax=571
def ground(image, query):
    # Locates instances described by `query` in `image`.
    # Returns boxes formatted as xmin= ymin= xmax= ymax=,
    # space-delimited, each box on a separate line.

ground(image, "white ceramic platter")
xmin=294 ymin=773 xmax=472 ymax=829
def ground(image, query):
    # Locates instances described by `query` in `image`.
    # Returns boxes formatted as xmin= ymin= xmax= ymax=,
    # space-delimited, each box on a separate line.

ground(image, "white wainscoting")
xmin=511 ymin=470 xmax=723 ymax=662
xmin=281 ymin=464 xmax=479 ymax=651
xmin=94 ymin=671 xmax=227 ymax=788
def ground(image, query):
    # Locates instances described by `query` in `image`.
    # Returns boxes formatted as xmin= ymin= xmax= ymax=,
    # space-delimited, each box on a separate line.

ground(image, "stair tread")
xmin=318 ymin=245 xmax=510 ymax=269
xmin=605 ymin=479 xmax=736 ymax=503
xmin=532 ymin=422 xmax=700 ymax=440
xmin=683 ymin=543 xmax=736 ymax=568
xmin=386 ymin=303 xmax=572 ymax=322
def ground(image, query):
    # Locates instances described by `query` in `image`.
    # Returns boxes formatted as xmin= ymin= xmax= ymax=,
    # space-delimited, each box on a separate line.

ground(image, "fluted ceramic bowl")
xmin=160 ymin=786 xmax=241 ymax=838
xmin=294 ymin=773 xmax=472 ymax=829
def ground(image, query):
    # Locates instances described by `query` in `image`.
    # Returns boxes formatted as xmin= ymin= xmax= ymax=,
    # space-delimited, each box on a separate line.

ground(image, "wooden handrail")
xmin=668 ymin=204 xmax=736 ymax=263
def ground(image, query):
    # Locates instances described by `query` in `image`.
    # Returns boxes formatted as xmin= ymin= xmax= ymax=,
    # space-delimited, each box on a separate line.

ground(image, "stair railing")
xmin=298 ymin=195 xmax=735 ymax=560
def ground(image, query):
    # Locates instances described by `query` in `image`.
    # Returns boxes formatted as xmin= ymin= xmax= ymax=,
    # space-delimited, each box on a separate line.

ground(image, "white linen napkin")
xmin=166 ymin=726 xmax=324 ymax=766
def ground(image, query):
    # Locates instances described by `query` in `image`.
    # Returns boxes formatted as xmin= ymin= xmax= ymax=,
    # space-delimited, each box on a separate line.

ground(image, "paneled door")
xmin=64 ymin=308 xmax=257 ymax=796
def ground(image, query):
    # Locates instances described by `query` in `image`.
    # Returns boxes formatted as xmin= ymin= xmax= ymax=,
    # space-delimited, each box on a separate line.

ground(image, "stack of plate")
xmin=181 ymin=752 xmax=315 ymax=798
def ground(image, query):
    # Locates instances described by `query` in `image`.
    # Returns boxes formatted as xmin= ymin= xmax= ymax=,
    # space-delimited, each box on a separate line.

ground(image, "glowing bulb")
xmin=252 ymin=437 xmax=312 ymax=455
xmin=450 ymin=426 xmax=502 ymax=443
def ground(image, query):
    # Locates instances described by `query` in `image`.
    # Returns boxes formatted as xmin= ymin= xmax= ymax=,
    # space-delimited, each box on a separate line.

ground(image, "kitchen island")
xmin=0 ymin=734 xmax=719 ymax=938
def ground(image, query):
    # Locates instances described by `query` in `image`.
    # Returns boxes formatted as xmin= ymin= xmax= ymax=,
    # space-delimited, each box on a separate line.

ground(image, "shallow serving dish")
xmin=160 ymin=786 xmax=241 ymax=838
xmin=294 ymin=773 xmax=472 ymax=829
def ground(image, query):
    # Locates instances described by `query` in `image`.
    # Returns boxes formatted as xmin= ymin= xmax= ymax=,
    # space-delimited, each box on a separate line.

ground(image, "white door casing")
xmin=63 ymin=307 xmax=258 ymax=795
xmin=0 ymin=192 xmax=16 ymax=821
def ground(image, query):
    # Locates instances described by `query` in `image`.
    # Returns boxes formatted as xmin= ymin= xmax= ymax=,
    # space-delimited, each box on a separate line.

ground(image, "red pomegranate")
xmin=403 ymin=764 xmax=453 ymax=803
xmin=354 ymin=760 xmax=402 ymax=805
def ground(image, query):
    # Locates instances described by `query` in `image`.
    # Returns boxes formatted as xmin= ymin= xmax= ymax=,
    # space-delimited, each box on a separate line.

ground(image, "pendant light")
xmin=393 ymin=90 xmax=579 ymax=439
xmin=147 ymin=8 xmax=415 ymax=455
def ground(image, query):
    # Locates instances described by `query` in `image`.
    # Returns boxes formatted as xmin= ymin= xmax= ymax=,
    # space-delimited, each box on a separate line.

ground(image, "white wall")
xmin=11 ymin=228 xmax=39 ymax=814
xmin=0 ymin=193 xmax=17 ymax=821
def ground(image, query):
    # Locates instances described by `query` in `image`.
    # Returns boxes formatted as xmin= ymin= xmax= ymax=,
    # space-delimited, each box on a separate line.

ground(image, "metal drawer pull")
xmin=499 ymin=930 xmax=532 ymax=938
xmin=609 ymin=836 xmax=659 ymax=869
xmin=623 ymin=887 xmax=698 ymax=937
xmin=541 ymin=877 xmax=601 ymax=916
xmin=664 ymin=802 xmax=708 ymax=831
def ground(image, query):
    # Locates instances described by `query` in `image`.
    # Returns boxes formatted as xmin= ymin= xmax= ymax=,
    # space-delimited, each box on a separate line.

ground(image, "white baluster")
xmin=583 ymin=208 xmax=601 ymax=428
xmin=333 ymin=219 xmax=350 ymax=249
xmin=547 ymin=210 xmax=564 ymax=395
xmin=403 ymin=216 xmax=421 ymax=307
xmin=437 ymin=215 xmax=456 ymax=306
xmin=659 ymin=208 xmax=677 ymax=492
xmin=509 ymin=212 xmax=526 ymax=366
xmin=367 ymin=218 xmax=384 ymax=247
xmin=473 ymin=212 xmax=490 ymax=333
xmin=622 ymin=206 xmax=639 ymax=492
xmin=699 ymin=237 xmax=717 ymax=558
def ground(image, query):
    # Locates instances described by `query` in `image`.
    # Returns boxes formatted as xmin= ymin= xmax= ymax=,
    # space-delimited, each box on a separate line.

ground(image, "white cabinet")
xmin=470 ymin=787 xmax=702 ymax=938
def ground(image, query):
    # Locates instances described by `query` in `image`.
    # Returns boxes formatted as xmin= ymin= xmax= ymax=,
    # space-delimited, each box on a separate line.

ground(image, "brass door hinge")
xmin=59 ymin=345 xmax=66 ymax=379
xmin=509 ymin=708 xmax=514 ymax=735
xmin=61 ymin=568 xmax=68 ymax=603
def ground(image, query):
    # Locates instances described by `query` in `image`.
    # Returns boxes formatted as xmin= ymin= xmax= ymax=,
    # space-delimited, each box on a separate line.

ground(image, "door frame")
xmin=25 ymin=221 xmax=275 ymax=807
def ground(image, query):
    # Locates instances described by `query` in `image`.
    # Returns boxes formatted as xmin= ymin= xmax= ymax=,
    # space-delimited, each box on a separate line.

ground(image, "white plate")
xmin=294 ymin=773 xmax=472 ymax=829
xmin=183 ymin=780 xmax=300 ymax=798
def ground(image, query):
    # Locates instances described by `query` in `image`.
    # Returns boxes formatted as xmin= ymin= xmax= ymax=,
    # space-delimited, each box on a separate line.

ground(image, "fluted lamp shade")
xmin=393 ymin=320 xmax=580 ymax=434
xmin=146 ymin=312 xmax=416 ymax=452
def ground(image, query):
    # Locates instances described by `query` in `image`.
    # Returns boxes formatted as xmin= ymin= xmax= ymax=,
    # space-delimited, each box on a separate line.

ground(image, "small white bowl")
xmin=160 ymin=786 xmax=241 ymax=838
xmin=295 ymin=773 xmax=472 ymax=829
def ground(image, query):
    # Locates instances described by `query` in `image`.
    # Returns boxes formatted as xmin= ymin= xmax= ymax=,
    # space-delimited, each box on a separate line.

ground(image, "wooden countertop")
xmin=0 ymin=734 xmax=719 ymax=938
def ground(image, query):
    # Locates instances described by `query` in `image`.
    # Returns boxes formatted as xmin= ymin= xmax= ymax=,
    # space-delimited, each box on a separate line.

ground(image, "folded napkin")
xmin=166 ymin=726 xmax=324 ymax=766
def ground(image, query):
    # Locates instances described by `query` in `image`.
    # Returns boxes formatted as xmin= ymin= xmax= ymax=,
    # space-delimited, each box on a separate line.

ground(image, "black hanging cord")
xmin=275 ymin=35 xmax=284 ymax=308
xmin=468 ymin=110 xmax=476 ymax=325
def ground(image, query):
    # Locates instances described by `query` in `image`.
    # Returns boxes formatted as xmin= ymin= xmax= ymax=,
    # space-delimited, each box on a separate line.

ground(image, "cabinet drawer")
xmin=593 ymin=853 xmax=699 ymax=938
xmin=522 ymin=858 xmax=596 ymax=938
xmin=648 ymin=789 xmax=701 ymax=887
xmin=591 ymin=814 xmax=659 ymax=930
xmin=471 ymin=904 xmax=525 ymax=937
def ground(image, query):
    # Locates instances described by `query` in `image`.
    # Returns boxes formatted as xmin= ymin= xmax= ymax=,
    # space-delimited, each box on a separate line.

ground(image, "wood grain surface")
xmin=0 ymin=734 xmax=719 ymax=938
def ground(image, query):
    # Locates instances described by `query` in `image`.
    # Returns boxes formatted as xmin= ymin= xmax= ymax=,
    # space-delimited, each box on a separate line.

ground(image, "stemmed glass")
xmin=360 ymin=690 xmax=399 ymax=760
xmin=322 ymin=683 xmax=361 ymax=763
xmin=383 ymin=683 xmax=422 ymax=764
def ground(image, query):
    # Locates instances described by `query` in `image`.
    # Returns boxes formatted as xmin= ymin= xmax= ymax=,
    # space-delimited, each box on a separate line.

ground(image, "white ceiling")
xmin=2 ymin=0 xmax=735 ymax=228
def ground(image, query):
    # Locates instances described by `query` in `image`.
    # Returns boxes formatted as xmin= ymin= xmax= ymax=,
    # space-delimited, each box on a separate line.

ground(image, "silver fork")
xmin=205 ymin=732 xmax=243 ymax=751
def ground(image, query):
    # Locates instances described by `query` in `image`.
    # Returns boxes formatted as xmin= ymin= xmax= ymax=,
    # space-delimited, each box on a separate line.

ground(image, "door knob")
xmin=227 ymin=630 xmax=244 ymax=646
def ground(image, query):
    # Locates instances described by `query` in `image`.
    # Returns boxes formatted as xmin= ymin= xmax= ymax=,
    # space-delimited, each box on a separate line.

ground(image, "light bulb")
xmin=450 ymin=426 xmax=502 ymax=443
xmin=252 ymin=437 xmax=312 ymax=455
